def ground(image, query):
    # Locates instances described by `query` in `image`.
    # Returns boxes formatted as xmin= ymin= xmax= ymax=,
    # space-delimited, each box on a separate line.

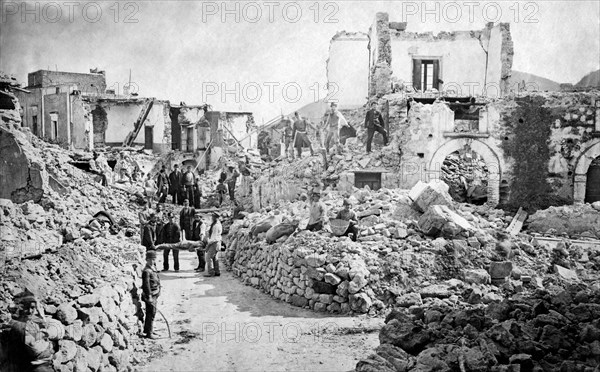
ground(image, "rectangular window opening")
xmin=354 ymin=172 xmax=382 ymax=191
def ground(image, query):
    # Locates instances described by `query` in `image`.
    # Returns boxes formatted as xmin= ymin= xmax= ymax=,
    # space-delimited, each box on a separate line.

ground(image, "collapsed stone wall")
xmin=228 ymin=229 xmax=381 ymax=314
xmin=0 ymin=126 xmax=48 ymax=204
xmin=0 ymin=123 xmax=151 ymax=371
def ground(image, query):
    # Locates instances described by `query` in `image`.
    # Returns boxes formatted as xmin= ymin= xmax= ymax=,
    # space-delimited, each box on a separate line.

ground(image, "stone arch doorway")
xmin=428 ymin=139 xmax=502 ymax=207
xmin=574 ymin=140 xmax=600 ymax=204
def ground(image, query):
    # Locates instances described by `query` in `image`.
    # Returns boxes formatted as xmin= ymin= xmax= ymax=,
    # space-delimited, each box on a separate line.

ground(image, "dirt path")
xmin=138 ymin=251 xmax=382 ymax=372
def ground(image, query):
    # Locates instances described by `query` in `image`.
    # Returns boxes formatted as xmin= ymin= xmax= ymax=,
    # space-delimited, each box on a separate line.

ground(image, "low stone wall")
xmin=226 ymin=228 xmax=383 ymax=314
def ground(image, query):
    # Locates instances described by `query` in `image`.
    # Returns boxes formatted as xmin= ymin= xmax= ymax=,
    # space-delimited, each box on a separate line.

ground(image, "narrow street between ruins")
xmin=138 ymin=252 xmax=382 ymax=372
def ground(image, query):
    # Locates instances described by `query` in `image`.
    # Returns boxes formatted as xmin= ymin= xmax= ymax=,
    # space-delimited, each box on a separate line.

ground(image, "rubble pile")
xmin=0 ymin=124 xmax=150 ymax=371
xmin=441 ymin=151 xmax=489 ymax=204
xmin=356 ymin=285 xmax=600 ymax=372
xmin=527 ymin=202 xmax=600 ymax=239
xmin=227 ymin=177 xmax=600 ymax=316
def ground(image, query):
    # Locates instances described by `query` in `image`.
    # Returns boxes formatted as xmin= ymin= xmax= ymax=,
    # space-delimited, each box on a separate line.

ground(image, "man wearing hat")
xmin=204 ymin=212 xmax=222 ymax=277
xmin=7 ymin=291 xmax=55 ymax=371
xmin=335 ymin=199 xmax=359 ymax=241
xmin=179 ymin=199 xmax=196 ymax=243
xmin=191 ymin=213 xmax=206 ymax=272
xmin=323 ymin=102 xmax=349 ymax=155
xmin=306 ymin=192 xmax=327 ymax=232
xmin=142 ymin=250 xmax=161 ymax=339
xmin=168 ymin=164 xmax=182 ymax=205
xmin=160 ymin=212 xmax=181 ymax=272
xmin=364 ymin=100 xmax=388 ymax=153
xmin=141 ymin=212 xmax=158 ymax=251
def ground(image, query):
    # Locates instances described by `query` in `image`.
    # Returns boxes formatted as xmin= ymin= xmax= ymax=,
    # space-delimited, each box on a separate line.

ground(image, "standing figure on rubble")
xmin=139 ymin=201 xmax=151 ymax=243
xmin=306 ymin=192 xmax=327 ymax=231
xmin=204 ymin=212 xmax=222 ymax=277
xmin=156 ymin=166 xmax=170 ymax=204
xmin=160 ymin=212 xmax=181 ymax=272
xmin=6 ymin=291 xmax=55 ymax=372
xmin=168 ymin=164 xmax=182 ymax=205
xmin=282 ymin=117 xmax=294 ymax=159
xmin=182 ymin=165 xmax=196 ymax=203
xmin=193 ymin=176 xmax=202 ymax=209
xmin=142 ymin=250 xmax=161 ymax=339
xmin=324 ymin=102 xmax=350 ymax=155
xmin=141 ymin=212 xmax=158 ymax=251
xmin=179 ymin=199 xmax=196 ymax=242
xmin=292 ymin=112 xmax=315 ymax=159
xmin=154 ymin=204 xmax=165 ymax=244
xmin=191 ymin=213 xmax=206 ymax=272
xmin=335 ymin=199 xmax=359 ymax=241
xmin=364 ymin=101 xmax=389 ymax=153
xmin=144 ymin=175 xmax=158 ymax=208
xmin=225 ymin=165 xmax=240 ymax=201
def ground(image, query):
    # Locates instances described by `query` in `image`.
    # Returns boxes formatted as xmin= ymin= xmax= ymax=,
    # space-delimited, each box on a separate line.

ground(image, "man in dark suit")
xmin=364 ymin=101 xmax=388 ymax=153
xmin=161 ymin=212 xmax=181 ymax=272
xmin=141 ymin=213 xmax=157 ymax=251
xmin=168 ymin=164 xmax=182 ymax=205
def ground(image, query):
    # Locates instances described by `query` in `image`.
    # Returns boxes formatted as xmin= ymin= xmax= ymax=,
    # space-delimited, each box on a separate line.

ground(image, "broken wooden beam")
xmin=506 ymin=207 xmax=527 ymax=236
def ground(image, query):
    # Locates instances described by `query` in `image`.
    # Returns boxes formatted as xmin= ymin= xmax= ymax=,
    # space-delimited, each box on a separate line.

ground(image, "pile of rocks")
xmin=228 ymin=227 xmax=384 ymax=314
xmin=0 ymin=125 xmax=150 ymax=371
xmin=356 ymin=285 xmax=600 ymax=371
xmin=226 ymin=175 xmax=600 ymax=317
xmin=441 ymin=152 xmax=489 ymax=203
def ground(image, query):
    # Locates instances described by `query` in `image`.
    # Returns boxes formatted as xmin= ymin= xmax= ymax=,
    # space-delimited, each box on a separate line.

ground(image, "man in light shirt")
xmin=324 ymin=102 xmax=349 ymax=155
xmin=306 ymin=192 xmax=327 ymax=231
xmin=204 ymin=212 xmax=222 ymax=277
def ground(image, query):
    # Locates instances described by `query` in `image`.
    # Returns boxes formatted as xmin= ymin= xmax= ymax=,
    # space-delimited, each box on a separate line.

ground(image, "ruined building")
xmin=249 ymin=13 xmax=599 ymax=211
xmin=328 ymin=13 xmax=513 ymax=107
xmin=13 ymin=69 xmax=256 ymax=171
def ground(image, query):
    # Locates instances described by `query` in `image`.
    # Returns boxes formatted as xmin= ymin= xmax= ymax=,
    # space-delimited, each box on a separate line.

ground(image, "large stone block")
xmin=0 ymin=127 xmax=48 ymax=202
xmin=418 ymin=205 xmax=474 ymax=238
xmin=410 ymin=180 xmax=453 ymax=213
xmin=489 ymin=261 xmax=513 ymax=279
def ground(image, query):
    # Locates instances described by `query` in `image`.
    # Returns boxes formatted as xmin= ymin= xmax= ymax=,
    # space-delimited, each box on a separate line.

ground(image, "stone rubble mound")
xmin=226 ymin=178 xmax=600 ymax=319
xmin=0 ymin=125 xmax=152 ymax=372
xmin=356 ymin=286 xmax=600 ymax=372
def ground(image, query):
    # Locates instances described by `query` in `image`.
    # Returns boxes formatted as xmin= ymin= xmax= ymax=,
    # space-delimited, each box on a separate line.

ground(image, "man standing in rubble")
xmin=225 ymin=164 xmax=240 ymax=201
xmin=335 ymin=199 xmax=359 ymax=242
xmin=306 ymin=192 xmax=327 ymax=232
xmin=204 ymin=212 xmax=222 ymax=277
xmin=141 ymin=212 xmax=158 ymax=251
xmin=182 ymin=165 xmax=196 ymax=203
xmin=179 ymin=199 xmax=195 ymax=242
xmin=364 ymin=100 xmax=389 ymax=153
xmin=191 ymin=213 xmax=206 ymax=272
xmin=324 ymin=102 xmax=349 ymax=155
xmin=156 ymin=166 xmax=170 ymax=204
xmin=168 ymin=164 xmax=182 ymax=205
xmin=292 ymin=112 xmax=315 ymax=159
xmin=142 ymin=250 xmax=161 ymax=339
xmin=160 ymin=212 xmax=181 ymax=272
xmin=282 ymin=117 xmax=294 ymax=159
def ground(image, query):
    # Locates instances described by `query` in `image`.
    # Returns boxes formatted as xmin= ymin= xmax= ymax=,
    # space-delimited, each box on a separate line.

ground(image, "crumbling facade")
xmin=327 ymin=13 xmax=514 ymax=107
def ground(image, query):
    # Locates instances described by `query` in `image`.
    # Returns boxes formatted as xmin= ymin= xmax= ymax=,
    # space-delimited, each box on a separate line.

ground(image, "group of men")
xmin=139 ymin=200 xmax=224 ymax=339
xmin=160 ymin=164 xmax=203 ymax=207
xmin=282 ymin=100 xmax=389 ymax=159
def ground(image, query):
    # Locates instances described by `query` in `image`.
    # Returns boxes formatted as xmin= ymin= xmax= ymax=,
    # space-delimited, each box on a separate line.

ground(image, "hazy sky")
xmin=1 ymin=0 xmax=599 ymax=122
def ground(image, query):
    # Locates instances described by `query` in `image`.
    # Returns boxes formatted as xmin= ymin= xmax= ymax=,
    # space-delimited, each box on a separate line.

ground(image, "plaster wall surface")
xmin=98 ymin=100 xmax=169 ymax=152
xmin=327 ymin=35 xmax=370 ymax=107
xmin=70 ymin=97 xmax=92 ymax=150
xmin=27 ymin=70 xmax=106 ymax=93
xmin=43 ymin=93 xmax=70 ymax=145
xmin=390 ymin=35 xmax=489 ymax=96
